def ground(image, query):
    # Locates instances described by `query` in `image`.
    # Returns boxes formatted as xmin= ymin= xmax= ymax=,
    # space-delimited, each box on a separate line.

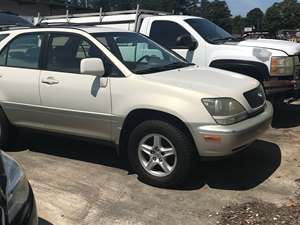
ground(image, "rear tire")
xmin=128 ymin=120 xmax=196 ymax=188
xmin=0 ymin=109 xmax=17 ymax=150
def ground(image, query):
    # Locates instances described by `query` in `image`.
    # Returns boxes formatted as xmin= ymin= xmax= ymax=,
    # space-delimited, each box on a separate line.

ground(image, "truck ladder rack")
xmin=38 ymin=5 xmax=171 ymax=31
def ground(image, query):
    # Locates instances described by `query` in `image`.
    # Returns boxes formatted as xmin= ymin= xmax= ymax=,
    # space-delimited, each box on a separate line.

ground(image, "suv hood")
xmin=237 ymin=39 xmax=300 ymax=55
xmin=142 ymin=66 xmax=259 ymax=97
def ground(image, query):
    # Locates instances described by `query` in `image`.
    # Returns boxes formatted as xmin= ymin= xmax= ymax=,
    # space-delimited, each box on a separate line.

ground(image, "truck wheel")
xmin=0 ymin=109 xmax=17 ymax=150
xmin=128 ymin=120 xmax=196 ymax=187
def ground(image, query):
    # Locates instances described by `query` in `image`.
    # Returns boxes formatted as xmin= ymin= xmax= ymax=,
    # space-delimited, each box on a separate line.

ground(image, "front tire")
xmin=128 ymin=120 xmax=196 ymax=187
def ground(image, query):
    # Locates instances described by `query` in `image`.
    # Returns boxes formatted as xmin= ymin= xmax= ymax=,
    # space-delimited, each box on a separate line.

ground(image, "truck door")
xmin=147 ymin=20 xmax=199 ymax=64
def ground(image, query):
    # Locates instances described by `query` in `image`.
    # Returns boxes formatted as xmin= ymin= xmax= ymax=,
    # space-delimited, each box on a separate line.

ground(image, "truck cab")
xmin=139 ymin=15 xmax=300 ymax=101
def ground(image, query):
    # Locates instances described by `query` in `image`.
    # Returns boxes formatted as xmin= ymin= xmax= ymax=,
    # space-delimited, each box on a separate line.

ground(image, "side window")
xmin=47 ymin=33 xmax=122 ymax=77
xmin=149 ymin=21 xmax=190 ymax=49
xmin=6 ymin=34 xmax=43 ymax=69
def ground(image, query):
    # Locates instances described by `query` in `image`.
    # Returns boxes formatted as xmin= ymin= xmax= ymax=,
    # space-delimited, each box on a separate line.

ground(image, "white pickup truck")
xmin=40 ymin=8 xmax=300 ymax=102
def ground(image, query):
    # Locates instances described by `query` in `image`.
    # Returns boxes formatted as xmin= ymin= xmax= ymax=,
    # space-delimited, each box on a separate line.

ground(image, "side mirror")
xmin=80 ymin=58 xmax=105 ymax=77
xmin=176 ymin=35 xmax=198 ymax=51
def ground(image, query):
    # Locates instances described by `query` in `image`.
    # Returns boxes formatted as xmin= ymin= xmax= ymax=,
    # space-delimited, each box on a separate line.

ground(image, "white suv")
xmin=0 ymin=26 xmax=273 ymax=187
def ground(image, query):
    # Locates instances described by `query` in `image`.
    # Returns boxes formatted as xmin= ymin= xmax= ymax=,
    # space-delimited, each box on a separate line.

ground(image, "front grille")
xmin=244 ymin=85 xmax=266 ymax=109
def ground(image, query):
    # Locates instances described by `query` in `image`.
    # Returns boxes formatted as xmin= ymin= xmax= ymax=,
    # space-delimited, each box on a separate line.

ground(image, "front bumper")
xmin=189 ymin=101 xmax=273 ymax=157
xmin=263 ymin=79 xmax=300 ymax=98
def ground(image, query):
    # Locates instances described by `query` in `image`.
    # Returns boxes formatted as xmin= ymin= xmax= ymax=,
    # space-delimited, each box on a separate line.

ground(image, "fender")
xmin=209 ymin=59 xmax=269 ymax=82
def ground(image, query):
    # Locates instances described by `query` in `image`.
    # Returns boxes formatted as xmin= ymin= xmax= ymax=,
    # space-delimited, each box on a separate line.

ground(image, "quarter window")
xmin=149 ymin=21 xmax=190 ymax=49
xmin=6 ymin=34 xmax=43 ymax=69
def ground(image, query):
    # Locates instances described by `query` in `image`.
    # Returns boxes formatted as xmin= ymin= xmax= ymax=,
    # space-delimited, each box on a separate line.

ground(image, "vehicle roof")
xmin=0 ymin=25 xmax=130 ymax=35
xmin=150 ymin=15 xmax=203 ymax=20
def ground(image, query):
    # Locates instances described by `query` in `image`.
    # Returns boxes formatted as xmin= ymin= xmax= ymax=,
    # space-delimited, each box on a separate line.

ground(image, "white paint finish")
xmin=141 ymin=66 xmax=259 ymax=112
xmin=81 ymin=58 xmax=105 ymax=77
xmin=109 ymin=66 xmax=259 ymax=127
xmin=39 ymin=70 xmax=112 ymax=140
xmin=0 ymin=66 xmax=44 ymax=127
xmin=238 ymin=39 xmax=300 ymax=55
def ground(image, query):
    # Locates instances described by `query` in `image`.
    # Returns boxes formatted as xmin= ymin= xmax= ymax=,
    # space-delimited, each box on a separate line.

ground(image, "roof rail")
xmin=0 ymin=24 xmax=33 ymax=31
xmin=36 ymin=22 xmax=86 ymax=28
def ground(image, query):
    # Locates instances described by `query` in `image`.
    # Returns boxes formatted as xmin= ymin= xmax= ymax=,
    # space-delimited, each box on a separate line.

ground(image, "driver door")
xmin=149 ymin=20 xmax=195 ymax=62
xmin=39 ymin=32 xmax=112 ymax=140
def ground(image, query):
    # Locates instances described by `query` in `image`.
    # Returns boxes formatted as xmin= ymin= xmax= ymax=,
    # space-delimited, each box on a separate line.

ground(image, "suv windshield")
xmin=93 ymin=32 xmax=191 ymax=74
xmin=185 ymin=18 xmax=232 ymax=44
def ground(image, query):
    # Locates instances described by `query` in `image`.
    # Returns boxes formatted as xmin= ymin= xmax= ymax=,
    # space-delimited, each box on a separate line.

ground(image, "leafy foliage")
xmin=265 ymin=0 xmax=300 ymax=33
xmin=246 ymin=8 xmax=264 ymax=30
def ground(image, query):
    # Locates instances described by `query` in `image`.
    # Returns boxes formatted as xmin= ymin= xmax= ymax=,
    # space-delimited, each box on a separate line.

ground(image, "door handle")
xmin=41 ymin=77 xmax=59 ymax=85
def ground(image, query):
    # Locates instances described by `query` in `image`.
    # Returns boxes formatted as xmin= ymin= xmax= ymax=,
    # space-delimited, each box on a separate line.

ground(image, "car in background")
xmin=0 ymin=151 xmax=37 ymax=225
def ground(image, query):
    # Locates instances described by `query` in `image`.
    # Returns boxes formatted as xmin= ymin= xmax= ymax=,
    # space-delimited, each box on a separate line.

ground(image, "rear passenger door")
xmin=39 ymin=32 xmax=113 ymax=141
xmin=0 ymin=33 xmax=44 ymax=128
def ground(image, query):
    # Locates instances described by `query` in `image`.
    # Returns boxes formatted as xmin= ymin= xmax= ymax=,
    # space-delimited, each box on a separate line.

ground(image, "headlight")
xmin=1 ymin=152 xmax=29 ymax=223
xmin=202 ymin=98 xmax=247 ymax=125
xmin=270 ymin=56 xmax=294 ymax=76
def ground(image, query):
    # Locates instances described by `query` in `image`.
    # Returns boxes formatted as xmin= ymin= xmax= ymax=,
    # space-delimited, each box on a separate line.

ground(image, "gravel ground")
xmin=219 ymin=186 xmax=300 ymax=225
xmin=218 ymin=102 xmax=300 ymax=225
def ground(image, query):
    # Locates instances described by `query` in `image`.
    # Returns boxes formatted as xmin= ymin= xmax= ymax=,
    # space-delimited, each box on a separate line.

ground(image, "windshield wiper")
xmin=136 ymin=62 xmax=193 ymax=74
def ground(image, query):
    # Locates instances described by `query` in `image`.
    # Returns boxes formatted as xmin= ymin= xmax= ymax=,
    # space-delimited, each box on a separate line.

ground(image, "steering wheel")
xmin=137 ymin=55 xmax=151 ymax=63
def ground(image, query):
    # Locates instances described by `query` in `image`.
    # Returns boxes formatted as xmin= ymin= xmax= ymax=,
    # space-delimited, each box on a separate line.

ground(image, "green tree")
xmin=265 ymin=0 xmax=300 ymax=32
xmin=246 ymin=8 xmax=264 ymax=30
xmin=232 ymin=15 xmax=245 ymax=35
xmin=203 ymin=0 xmax=232 ymax=32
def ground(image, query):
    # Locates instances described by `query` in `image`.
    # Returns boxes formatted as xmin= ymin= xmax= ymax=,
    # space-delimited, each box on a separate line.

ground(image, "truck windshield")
xmin=185 ymin=18 xmax=233 ymax=44
xmin=93 ymin=32 xmax=191 ymax=74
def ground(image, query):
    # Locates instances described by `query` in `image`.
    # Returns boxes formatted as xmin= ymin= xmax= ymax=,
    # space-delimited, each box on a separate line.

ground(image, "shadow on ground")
xmin=272 ymin=103 xmax=300 ymax=128
xmin=39 ymin=218 xmax=53 ymax=225
xmin=10 ymin=130 xmax=281 ymax=191
xmin=185 ymin=140 xmax=281 ymax=191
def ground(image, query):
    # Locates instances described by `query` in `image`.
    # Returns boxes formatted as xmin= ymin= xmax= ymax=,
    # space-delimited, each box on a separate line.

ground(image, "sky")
xmin=225 ymin=0 xmax=283 ymax=16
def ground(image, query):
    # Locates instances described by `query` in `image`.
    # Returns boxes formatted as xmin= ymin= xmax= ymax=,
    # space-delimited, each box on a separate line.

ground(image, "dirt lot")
xmin=7 ymin=103 xmax=300 ymax=225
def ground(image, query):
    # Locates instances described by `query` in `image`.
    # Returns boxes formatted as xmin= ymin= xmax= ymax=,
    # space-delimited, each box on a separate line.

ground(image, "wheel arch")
xmin=209 ymin=59 xmax=269 ymax=82
xmin=118 ymin=108 xmax=196 ymax=156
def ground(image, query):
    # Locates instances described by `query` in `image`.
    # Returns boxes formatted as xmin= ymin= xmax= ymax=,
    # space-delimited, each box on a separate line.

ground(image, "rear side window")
xmin=0 ymin=33 xmax=43 ymax=69
xmin=149 ymin=21 xmax=190 ymax=49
